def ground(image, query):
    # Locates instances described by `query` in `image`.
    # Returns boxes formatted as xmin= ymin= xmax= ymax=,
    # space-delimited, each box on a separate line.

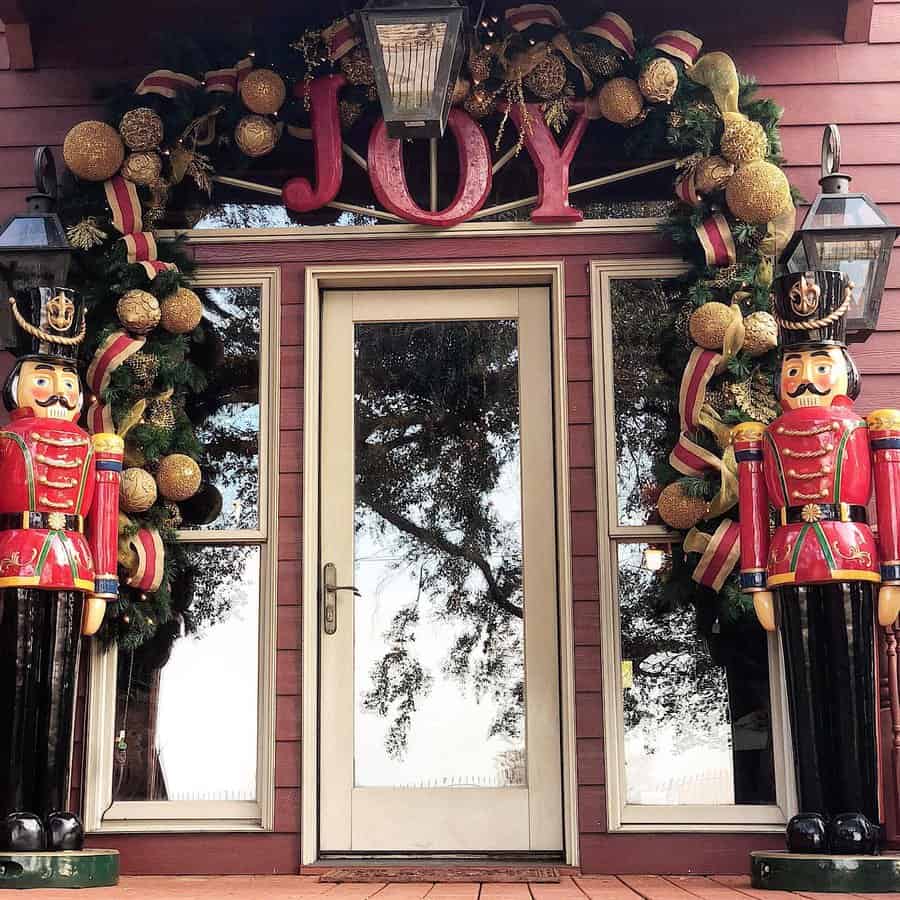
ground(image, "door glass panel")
xmin=610 ymin=278 xmax=680 ymax=526
xmin=112 ymin=544 xmax=260 ymax=802
xmin=353 ymin=320 xmax=526 ymax=788
xmin=617 ymin=542 xmax=776 ymax=805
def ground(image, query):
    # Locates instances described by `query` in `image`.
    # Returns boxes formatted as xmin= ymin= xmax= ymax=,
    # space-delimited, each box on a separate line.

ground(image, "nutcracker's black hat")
xmin=772 ymin=269 xmax=851 ymax=349
xmin=4 ymin=286 xmax=85 ymax=364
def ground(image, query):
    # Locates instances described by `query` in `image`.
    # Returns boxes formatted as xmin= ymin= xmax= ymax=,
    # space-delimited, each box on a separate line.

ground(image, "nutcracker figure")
xmin=0 ymin=287 xmax=123 ymax=852
xmin=735 ymin=269 xmax=900 ymax=855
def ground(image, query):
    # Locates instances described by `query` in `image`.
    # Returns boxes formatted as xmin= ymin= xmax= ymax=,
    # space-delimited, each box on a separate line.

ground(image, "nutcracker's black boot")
xmin=786 ymin=812 xmax=829 ymax=853
xmin=829 ymin=813 xmax=881 ymax=855
xmin=1 ymin=812 xmax=45 ymax=852
xmin=45 ymin=811 xmax=84 ymax=851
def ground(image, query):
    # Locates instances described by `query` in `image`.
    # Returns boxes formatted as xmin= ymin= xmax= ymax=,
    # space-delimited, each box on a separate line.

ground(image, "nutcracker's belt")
xmin=0 ymin=512 xmax=84 ymax=532
xmin=779 ymin=503 xmax=867 ymax=526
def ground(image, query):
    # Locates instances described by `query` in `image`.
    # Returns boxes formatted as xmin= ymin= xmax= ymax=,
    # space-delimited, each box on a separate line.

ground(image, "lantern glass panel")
xmin=0 ymin=214 xmax=67 ymax=249
xmin=375 ymin=19 xmax=448 ymax=114
xmin=807 ymin=195 xmax=889 ymax=230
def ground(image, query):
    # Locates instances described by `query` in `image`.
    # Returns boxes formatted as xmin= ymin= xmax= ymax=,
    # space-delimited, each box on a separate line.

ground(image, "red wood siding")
xmin=0 ymin=0 xmax=899 ymax=879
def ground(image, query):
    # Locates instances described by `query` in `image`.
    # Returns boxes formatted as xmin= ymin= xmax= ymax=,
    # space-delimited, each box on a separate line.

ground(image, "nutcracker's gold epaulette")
xmin=91 ymin=432 xmax=124 ymax=454
xmin=867 ymin=409 xmax=900 ymax=432
xmin=732 ymin=421 xmax=766 ymax=443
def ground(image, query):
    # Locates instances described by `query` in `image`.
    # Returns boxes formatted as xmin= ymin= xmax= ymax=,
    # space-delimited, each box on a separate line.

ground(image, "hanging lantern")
xmin=360 ymin=0 xmax=466 ymax=139
xmin=0 ymin=148 xmax=74 ymax=350
xmin=780 ymin=125 xmax=897 ymax=339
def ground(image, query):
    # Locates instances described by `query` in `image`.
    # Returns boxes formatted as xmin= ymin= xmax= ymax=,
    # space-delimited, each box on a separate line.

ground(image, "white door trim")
xmin=301 ymin=261 xmax=576 ymax=865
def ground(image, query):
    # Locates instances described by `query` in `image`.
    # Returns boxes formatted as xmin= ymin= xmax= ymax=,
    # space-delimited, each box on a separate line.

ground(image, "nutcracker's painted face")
xmin=780 ymin=348 xmax=849 ymax=410
xmin=13 ymin=360 xmax=83 ymax=421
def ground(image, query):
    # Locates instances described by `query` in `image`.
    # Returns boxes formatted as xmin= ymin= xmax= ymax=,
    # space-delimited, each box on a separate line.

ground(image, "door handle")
xmin=322 ymin=562 xmax=360 ymax=635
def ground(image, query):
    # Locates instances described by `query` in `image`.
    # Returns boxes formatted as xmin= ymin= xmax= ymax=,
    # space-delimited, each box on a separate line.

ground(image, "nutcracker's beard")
xmin=34 ymin=394 xmax=77 ymax=419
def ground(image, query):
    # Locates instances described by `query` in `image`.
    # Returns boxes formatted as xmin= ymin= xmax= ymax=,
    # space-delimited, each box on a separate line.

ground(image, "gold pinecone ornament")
xmin=235 ymin=115 xmax=279 ymax=157
xmin=240 ymin=69 xmax=287 ymax=115
xmin=742 ymin=311 xmax=779 ymax=356
xmin=117 ymin=289 xmax=161 ymax=335
xmin=63 ymin=121 xmax=125 ymax=182
xmin=638 ymin=57 xmax=678 ymax=103
xmin=340 ymin=48 xmax=375 ymax=86
xmin=464 ymin=87 xmax=497 ymax=119
xmin=160 ymin=287 xmax=203 ymax=334
xmin=693 ymin=155 xmax=735 ymax=194
xmin=156 ymin=454 xmax=202 ymax=502
xmin=121 ymin=151 xmax=163 ymax=186
xmin=162 ymin=502 xmax=183 ymax=529
xmin=468 ymin=48 xmax=494 ymax=84
xmin=689 ymin=301 xmax=733 ymax=350
xmin=119 ymin=107 xmax=164 ymax=151
xmin=575 ymin=40 xmax=621 ymax=78
xmin=524 ymin=52 xmax=567 ymax=100
xmin=339 ymin=99 xmax=363 ymax=130
xmin=596 ymin=77 xmax=644 ymax=125
xmin=725 ymin=159 xmax=792 ymax=225
xmin=125 ymin=351 xmax=160 ymax=394
xmin=147 ymin=389 xmax=176 ymax=432
xmin=720 ymin=113 xmax=768 ymax=165
xmin=121 ymin=467 xmax=158 ymax=513
xmin=657 ymin=482 xmax=708 ymax=530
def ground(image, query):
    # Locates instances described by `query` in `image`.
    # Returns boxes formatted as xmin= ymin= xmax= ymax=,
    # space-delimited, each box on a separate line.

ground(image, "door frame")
xmin=301 ymin=261 xmax=577 ymax=866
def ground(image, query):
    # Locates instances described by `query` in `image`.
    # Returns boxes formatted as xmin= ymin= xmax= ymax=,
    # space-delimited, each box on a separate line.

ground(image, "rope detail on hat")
xmin=775 ymin=285 xmax=852 ymax=331
xmin=8 ymin=296 xmax=86 ymax=347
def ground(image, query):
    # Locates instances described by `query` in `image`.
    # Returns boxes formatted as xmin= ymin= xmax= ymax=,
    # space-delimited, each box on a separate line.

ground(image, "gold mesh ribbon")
xmin=685 ymin=51 xmax=739 ymax=116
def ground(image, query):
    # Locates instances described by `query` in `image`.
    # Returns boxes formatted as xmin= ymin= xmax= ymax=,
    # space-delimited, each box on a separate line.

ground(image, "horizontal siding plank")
xmin=0 ymin=105 xmax=104 ymax=148
xmin=781 ymin=123 xmax=900 ymax=166
xmin=784 ymin=163 xmax=900 ymax=202
xmin=0 ymin=67 xmax=141 ymax=109
xmin=857 ymin=374 xmax=900 ymax=413
xmin=871 ymin=2 xmax=900 ymax=41
xmin=768 ymin=83 xmax=900 ymax=125
xmin=846 ymin=330 xmax=900 ymax=373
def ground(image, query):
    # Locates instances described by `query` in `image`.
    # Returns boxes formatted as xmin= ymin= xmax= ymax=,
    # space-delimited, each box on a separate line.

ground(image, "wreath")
xmin=56 ymin=5 xmax=796 ymax=646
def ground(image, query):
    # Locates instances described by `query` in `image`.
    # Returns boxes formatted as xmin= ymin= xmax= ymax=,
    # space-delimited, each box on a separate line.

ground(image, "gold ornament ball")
xmin=463 ymin=87 xmax=496 ymax=119
xmin=157 ymin=453 xmax=202 ymax=502
xmin=638 ymin=57 xmax=678 ymax=103
xmin=240 ymin=68 xmax=287 ymax=115
xmin=657 ymin=482 xmax=708 ymax=530
xmin=121 ymin=467 xmax=158 ymax=513
xmin=119 ymin=107 xmax=164 ymax=151
xmin=742 ymin=311 xmax=779 ymax=357
xmin=524 ymin=52 xmax=567 ymax=100
xmin=693 ymin=155 xmax=735 ymax=194
xmin=117 ymin=289 xmax=161 ymax=335
xmin=340 ymin=48 xmax=375 ymax=86
xmin=689 ymin=301 xmax=733 ymax=350
xmin=720 ymin=113 xmax=768 ymax=165
xmin=63 ymin=121 xmax=125 ymax=182
xmin=121 ymin=151 xmax=163 ymax=186
xmin=725 ymin=159 xmax=792 ymax=225
xmin=596 ymin=77 xmax=644 ymax=125
xmin=235 ymin=115 xmax=279 ymax=158
xmin=160 ymin=287 xmax=203 ymax=334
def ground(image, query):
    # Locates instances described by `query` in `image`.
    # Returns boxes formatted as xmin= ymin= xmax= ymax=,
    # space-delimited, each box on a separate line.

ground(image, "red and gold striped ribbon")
xmin=127 ymin=527 xmax=165 ymax=592
xmin=652 ymin=30 xmax=703 ymax=66
xmin=505 ymin=3 xmax=564 ymax=30
xmin=696 ymin=213 xmax=737 ymax=267
xmin=323 ymin=17 xmax=359 ymax=61
xmin=135 ymin=69 xmax=202 ymax=98
xmin=583 ymin=12 xmax=634 ymax=57
xmin=685 ymin=519 xmax=741 ymax=591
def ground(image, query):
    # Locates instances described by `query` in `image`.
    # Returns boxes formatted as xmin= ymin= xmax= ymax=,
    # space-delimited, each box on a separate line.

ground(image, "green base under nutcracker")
xmin=0 ymin=849 xmax=119 ymax=890
xmin=751 ymin=850 xmax=900 ymax=892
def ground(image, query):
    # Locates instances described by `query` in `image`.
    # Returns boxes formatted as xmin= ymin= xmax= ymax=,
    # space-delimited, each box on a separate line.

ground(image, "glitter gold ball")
xmin=121 ymin=151 xmax=163 ymax=186
xmin=657 ymin=482 xmax=708 ymax=530
xmin=693 ymin=155 xmax=735 ymax=194
xmin=120 ymin=467 xmax=158 ymax=513
xmin=720 ymin=113 xmax=768 ymax=165
xmin=63 ymin=121 xmax=125 ymax=182
xmin=742 ymin=310 xmax=779 ymax=356
xmin=240 ymin=68 xmax=287 ymax=115
xmin=160 ymin=287 xmax=203 ymax=334
xmin=235 ymin=115 xmax=279 ymax=157
xmin=725 ymin=159 xmax=792 ymax=225
xmin=689 ymin=301 xmax=733 ymax=350
xmin=638 ymin=57 xmax=678 ymax=103
xmin=523 ymin=52 xmax=567 ymax=100
xmin=596 ymin=77 xmax=644 ymax=125
xmin=117 ymin=289 xmax=161 ymax=335
xmin=340 ymin=48 xmax=375 ymax=86
xmin=119 ymin=107 xmax=164 ymax=151
xmin=157 ymin=453 xmax=202 ymax=502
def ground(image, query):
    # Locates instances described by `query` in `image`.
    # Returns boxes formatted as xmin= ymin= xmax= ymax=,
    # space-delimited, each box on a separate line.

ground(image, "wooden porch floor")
xmin=18 ymin=874 xmax=895 ymax=900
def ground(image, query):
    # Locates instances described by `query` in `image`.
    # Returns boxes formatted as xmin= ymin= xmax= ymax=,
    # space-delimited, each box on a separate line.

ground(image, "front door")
xmin=318 ymin=286 xmax=563 ymax=854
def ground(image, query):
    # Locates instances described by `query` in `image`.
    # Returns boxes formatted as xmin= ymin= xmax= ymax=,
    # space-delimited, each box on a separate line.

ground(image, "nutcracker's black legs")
xmin=779 ymin=582 xmax=880 ymax=853
xmin=0 ymin=588 xmax=83 ymax=851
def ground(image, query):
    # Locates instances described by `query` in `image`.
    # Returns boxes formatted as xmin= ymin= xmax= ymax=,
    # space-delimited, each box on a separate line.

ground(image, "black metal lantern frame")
xmin=780 ymin=125 xmax=897 ymax=339
xmin=360 ymin=0 xmax=466 ymax=140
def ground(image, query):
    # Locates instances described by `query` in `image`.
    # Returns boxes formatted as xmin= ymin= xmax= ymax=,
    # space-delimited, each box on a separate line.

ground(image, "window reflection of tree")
xmin=354 ymin=320 xmax=525 ymax=758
